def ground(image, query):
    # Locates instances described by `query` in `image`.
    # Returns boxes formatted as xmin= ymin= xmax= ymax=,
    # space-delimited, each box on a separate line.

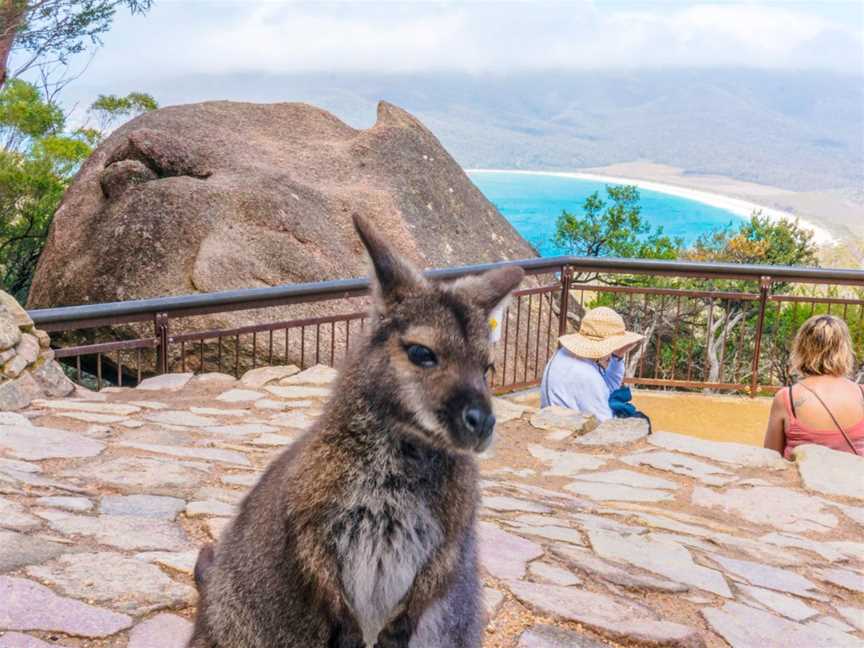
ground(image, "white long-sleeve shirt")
xmin=540 ymin=347 xmax=625 ymax=421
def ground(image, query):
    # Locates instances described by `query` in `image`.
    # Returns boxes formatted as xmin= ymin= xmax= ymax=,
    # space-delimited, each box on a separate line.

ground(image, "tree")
xmin=554 ymin=185 xmax=681 ymax=269
xmin=682 ymin=214 xmax=820 ymax=388
xmin=0 ymin=80 xmax=155 ymax=300
xmin=88 ymin=90 xmax=156 ymax=137
xmin=0 ymin=0 xmax=153 ymax=89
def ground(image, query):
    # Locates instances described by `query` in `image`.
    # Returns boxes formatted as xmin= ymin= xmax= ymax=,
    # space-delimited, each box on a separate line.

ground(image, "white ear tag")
xmin=489 ymin=303 xmax=505 ymax=343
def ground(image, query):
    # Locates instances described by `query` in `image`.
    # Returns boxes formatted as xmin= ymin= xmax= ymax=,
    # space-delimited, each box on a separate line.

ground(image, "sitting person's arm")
xmin=604 ymin=354 xmax=626 ymax=392
xmin=763 ymin=390 xmax=787 ymax=454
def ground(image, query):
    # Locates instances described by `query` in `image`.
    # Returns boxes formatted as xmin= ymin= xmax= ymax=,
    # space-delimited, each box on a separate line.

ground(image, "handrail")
xmin=28 ymin=255 xmax=864 ymax=329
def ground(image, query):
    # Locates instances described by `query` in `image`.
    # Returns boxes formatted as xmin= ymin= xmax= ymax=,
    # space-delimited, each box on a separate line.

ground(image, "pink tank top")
xmin=783 ymin=384 xmax=864 ymax=460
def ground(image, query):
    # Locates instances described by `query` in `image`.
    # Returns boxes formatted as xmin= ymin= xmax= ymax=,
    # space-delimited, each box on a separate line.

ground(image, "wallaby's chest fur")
xmin=331 ymin=440 xmax=446 ymax=645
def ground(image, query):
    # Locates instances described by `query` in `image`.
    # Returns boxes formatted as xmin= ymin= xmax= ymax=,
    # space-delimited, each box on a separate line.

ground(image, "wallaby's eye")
xmin=406 ymin=344 xmax=438 ymax=368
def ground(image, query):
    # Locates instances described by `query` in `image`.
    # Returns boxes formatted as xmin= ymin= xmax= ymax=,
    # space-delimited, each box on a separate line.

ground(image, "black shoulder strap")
xmin=797 ymin=382 xmax=859 ymax=455
xmin=789 ymin=385 xmax=797 ymax=418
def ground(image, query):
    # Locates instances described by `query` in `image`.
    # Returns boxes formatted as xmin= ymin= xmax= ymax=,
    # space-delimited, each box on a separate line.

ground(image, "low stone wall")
xmin=0 ymin=291 xmax=74 ymax=410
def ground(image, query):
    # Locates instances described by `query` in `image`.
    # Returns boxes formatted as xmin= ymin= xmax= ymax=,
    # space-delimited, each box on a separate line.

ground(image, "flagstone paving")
xmin=0 ymin=364 xmax=862 ymax=647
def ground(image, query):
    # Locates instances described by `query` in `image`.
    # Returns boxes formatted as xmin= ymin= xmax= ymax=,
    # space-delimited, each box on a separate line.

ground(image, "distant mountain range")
xmin=76 ymin=69 xmax=863 ymax=194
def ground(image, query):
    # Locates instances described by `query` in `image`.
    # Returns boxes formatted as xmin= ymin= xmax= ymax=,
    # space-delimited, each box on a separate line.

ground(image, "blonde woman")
xmin=764 ymin=314 xmax=864 ymax=458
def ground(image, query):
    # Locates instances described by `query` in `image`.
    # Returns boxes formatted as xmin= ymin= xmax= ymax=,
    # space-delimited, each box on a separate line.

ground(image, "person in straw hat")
xmin=540 ymin=306 xmax=645 ymax=421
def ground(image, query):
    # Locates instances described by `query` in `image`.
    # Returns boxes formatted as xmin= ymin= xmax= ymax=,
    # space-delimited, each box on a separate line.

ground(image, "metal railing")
xmin=29 ymin=256 xmax=864 ymax=394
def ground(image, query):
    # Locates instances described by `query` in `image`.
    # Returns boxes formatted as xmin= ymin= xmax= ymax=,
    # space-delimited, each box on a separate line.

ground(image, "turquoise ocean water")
xmin=468 ymin=171 xmax=743 ymax=257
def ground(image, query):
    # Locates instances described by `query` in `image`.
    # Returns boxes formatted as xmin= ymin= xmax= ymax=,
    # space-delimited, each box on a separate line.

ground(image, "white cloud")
xmin=58 ymin=0 xmax=864 ymax=84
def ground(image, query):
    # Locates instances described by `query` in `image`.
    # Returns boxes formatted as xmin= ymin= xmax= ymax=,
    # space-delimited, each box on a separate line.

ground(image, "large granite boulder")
xmin=28 ymin=100 xmax=536 ymax=369
xmin=0 ymin=291 xmax=75 ymax=410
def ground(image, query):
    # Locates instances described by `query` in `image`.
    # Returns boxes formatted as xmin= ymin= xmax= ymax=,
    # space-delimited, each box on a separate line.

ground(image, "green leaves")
xmin=89 ymin=91 xmax=158 ymax=136
xmin=554 ymin=185 xmax=681 ymax=262
xmin=0 ymin=79 xmax=64 ymax=141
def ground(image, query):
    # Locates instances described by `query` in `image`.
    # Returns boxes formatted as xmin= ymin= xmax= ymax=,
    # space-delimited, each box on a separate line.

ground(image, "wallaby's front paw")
xmin=375 ymin=614 xmax=413 ymax=648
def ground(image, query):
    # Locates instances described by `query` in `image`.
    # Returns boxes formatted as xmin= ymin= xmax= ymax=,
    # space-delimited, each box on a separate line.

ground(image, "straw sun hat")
xmin=559 ymin=307 xmax=645 ymax=360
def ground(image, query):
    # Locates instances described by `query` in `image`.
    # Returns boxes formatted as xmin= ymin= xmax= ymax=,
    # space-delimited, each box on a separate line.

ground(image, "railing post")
xmin=154 ymin=313 xmax=169 ymax=375
xmin=558 ymin=265 xmax=572 ymax=336
xmin=749 ymin=276 xmax=772 ymax=397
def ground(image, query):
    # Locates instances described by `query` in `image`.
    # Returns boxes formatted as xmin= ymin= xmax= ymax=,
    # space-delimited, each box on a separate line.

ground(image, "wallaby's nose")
xmin=463 ymin=407 xmax=496 ymax=450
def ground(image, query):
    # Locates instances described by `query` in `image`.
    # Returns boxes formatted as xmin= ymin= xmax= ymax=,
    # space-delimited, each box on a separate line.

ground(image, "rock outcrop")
xmin=0 ymin=291 xmax=75 ymax=410
xmin=27 ymin=100 xmax=536 ymax=369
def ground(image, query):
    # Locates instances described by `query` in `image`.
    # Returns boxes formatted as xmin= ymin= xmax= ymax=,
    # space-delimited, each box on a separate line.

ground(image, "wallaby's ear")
xmin=353 ymin=214 xmax=425 ymax=308
xmin=451 ymin=265 xmax=525 ymax=314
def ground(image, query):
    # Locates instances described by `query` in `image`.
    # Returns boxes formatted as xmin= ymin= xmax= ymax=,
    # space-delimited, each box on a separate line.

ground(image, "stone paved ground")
xmin=0 ymin=366 xmax=863 ymax=647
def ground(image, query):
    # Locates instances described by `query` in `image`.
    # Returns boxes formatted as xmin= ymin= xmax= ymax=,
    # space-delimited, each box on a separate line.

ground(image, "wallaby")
xmin=188 ymin=214 xmax=524 ymax=648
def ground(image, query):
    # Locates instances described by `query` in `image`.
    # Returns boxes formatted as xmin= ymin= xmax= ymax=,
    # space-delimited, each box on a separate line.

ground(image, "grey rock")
xmin=240 ymin=365 xmax=300 ymax=388
xmin=0 ymin=497 xmax=39 ymax=529
xmin=483 ymin=495 xmax=551 ymax=514
xmin=812 ymin=567 xmax=864 ymax=594
xmin=186 ymin=500 xmax=235 ymax=517
xmin=0 ymin=318 xmax=21 ymax=350
xmin=622 ymin=450 xmax=736 ymax=486
xmin=588 ymin=530 xmax=731 ymax=597
xmin=0 ymin=372 xmax=43 ymax=410
xmin=3 ymin=355 xmax=29 ymax=379
xmin=216 ymin=388 xmax=267 ymax=403
xmin=528 ymin=445 xmax=607 ymax=476
xmin=118 ymin=441 xmax=250 ymax=466
xmin=32 ymin=399 xmax=141 ymax=415
xmin=0 ymin=293 xmax=32 ymax=327
xmin=279 ymin=364 xmax=338 ymax=385
xmin=270 ymin=410 xmax=317 ymax=430
xmin=564 ymin=481 xmax=674 ymax=503
xmin=0 ymin=412 xmax=31 ymax=427
xmin=483 ymin=586 xmax=504 ymax=620
xmin=692 ymin=486 xmax=837 ymax=533
xmin=0 ymin=632 xmax=71 ymax=647
xmin=552 ymin=544 xmax=689 ymax=593
xmin=29 ymin=360 xmax=75 ymax=397
xmin=528 ymin=561 xmax=582 ymax=586
xmin=0 ymin=424 xmax=104 ymax=461
xmin=0 ymin=530 xmax=67 ymax=573
xmin=701 ymin=601 xmax=860 ymax=648
xmin=518 ymin=624 xmax=607 ymax=648
xmin=529 ymin=406 xmax=597 ymax=436
xmin=221 ymin=473 xmax=259 ymax=487
xmin=737 ymin=584 xmax=818 ymax=621
xmin=136 ymin=373 xmax=194 ymax=391
xmin=569 ymin=512 xmax=648 ymax=535
xmin=492 ymin=397 xmax=533 ymax=424
xmin=127 ymin=613 xmax=194 ymax=648
xmin=62 ymin=457 xmax=208 ymax=495
xmin=0 ymin=575 xmax=132 ymax=637
xmin=478 ymin=521 xmax=543 ymax=580
xmin=100 ymin=494 xmax=186 ymax=520
xmin=14 ymin=334 xmax=39 ymax=365
xmin=568 ymin=469 xmax=677 ymax=490
xmin=48 ymin=514 xmax=190 ymax=551
xmin=144 ymin=410 xmax=219 ymax=427
xmin=707 ymin=554 xmax=824 ymax=600
xmin=508 ymin=523 xmax=585 ymax=546
xmin=507 ymin=580 xmax=705 ymax=648
xmin=34 ymin=496 xmax=92 ymax=512
xmin=26 ymin=552 xmax=196 ymax=615
xmin=574 ymin=418 xmax=649 ymax=446
xmin=834 ymin=606 xmax=864 ymax=633
xmin=649 ymin=431 xmax=787 ymax=469
xmin=134 ymin=550 xmax=198 ymax=575
xmin=266 ymin=385 xmax=331 ymax=399
xmin=757 ymin=532 xmax=848 ymax=562
xmin=793 ymin=443 xmax=864 ymax=500
xmin=204 ymin=422 xmax=279 ymax=437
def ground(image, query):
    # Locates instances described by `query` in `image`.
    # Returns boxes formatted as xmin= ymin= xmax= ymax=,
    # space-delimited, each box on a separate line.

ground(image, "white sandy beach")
xmin=468 ymin=168 xmax=836 ymax=246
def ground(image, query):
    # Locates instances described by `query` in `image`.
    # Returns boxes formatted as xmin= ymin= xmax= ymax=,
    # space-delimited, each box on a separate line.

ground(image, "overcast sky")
xmin=59 ymin=0 xmax=863 ymax=87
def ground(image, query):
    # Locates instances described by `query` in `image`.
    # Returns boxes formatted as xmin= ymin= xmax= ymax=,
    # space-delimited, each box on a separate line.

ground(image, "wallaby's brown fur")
xmin=188 ymin=215 xmax=524 ymax=648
